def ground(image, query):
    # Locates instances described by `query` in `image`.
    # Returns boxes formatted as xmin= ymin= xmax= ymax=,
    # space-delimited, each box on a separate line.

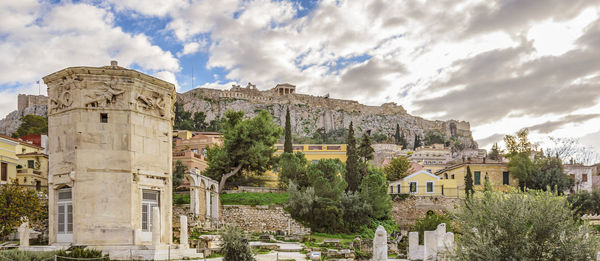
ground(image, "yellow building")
xmin=255 ymin=144 xmax=347 ymax=188
xmin=436 ymin=159 xmax=517 ymax=197
xmin=274 ymin=144 xmax=347 ymax=163
xmin=389 ymin=170 xmax=458 ymax=197
xmin=0 ymin=135 xmax=19 ymax=185
xmin=16 ymin=152 xmax=48 ymax=190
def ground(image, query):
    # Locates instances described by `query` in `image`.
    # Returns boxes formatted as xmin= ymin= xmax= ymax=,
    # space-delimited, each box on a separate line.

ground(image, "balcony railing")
xmin=17 ymin=169 xmax=42 ymax=175
xmin=173 ymin=151 xmax=205 ymax=160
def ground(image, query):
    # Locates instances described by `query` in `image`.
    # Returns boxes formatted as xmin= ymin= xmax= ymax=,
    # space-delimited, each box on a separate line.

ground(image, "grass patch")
xmin=220 ymin=192 xmax=289 ymax=206
xmin=173 ymin=193 xmax=190 ymax=204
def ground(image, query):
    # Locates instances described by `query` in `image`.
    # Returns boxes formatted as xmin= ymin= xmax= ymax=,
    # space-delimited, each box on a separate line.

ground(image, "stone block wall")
xmin=391 ymin=196 xmax=462 ymax=229
xmin=221 ymin=205 xmax=310 ymax=234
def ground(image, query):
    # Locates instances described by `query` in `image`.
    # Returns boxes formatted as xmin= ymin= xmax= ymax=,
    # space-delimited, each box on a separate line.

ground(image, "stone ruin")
xmin=408 ymin=223 xmax=454 ymax=261
xmin=372 ymin=225 xmax=388 ymax=261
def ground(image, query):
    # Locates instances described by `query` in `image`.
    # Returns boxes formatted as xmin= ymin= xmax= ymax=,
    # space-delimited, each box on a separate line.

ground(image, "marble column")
xmin=205 ymin=190 xmax=211 ymax=219
xmin=152 ymin=207 xmax=161 ymax=246
xmin=180 ymin=215 xmax=188 ymax=248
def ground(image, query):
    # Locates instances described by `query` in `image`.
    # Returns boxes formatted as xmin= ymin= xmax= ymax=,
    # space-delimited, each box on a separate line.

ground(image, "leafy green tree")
xmin=287 ymin=184 xmax=343 ymax=233
xmin=528 ymin=155 xmax=573 ymax=193
xmin=221 ymin=226 xmax=255 ymax=261
xmin=204 ymin=110 xmax=282 ymax=191
xmin=192 ymin=111 xmax=208 ymax=131
xmin=372 ymin=132 xmax=389 ymax=143
xmin=283 ymin=107 xmax=293 ymax=153
xmin=173 ymin=160 xmax=187 ymax=189
xmin=360 ymin=167 xmax=391 ymax=219
xmin=423 ymin=129 xmax=446 ymax=146
xmin=307 ymin=159 xmax=347 ymax=200
xmin=0 ymin=183 xmax=46 ymax=241
xmin=464 ymin=166 xmax=474 ymax=198
xmin=207 ymin=119 xmax=221 ymax=132
xmin=507 ymin=153 xmax=536 ymax=189
xmin=174 ymin=102 xmax=193 ymax=130
xmin=383 ymin=156 xmax=411 ymax=181
xmin=452 ymin=190 xmax=600 ymax=260
xmin=483 ymin=172 xmax=493 ymax=192
xmin=12 ymin=115 xmax=47 ymax=138
xmin=358 ymin=133 xmax=374 ymax=162
xmin=278 ymin=152 xmax=308 ymax=189
xmin=504 ymin=128 xmax=532 ymax=156
xmin=345 ymin=122 xmax=361 ymax=192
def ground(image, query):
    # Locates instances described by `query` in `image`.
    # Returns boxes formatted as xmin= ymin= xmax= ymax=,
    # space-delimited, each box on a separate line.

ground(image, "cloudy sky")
xmin=1 ymin=0 xmax=600 ymax=153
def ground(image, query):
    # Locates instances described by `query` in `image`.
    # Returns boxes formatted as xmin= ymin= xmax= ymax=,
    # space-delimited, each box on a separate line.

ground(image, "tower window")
xmin=100 ymin=113 xmax=108 ymax=123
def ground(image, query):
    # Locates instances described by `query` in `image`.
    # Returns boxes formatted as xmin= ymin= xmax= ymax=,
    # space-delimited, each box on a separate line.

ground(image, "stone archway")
xmin=185 ymin=168 xmax=219 ymax=222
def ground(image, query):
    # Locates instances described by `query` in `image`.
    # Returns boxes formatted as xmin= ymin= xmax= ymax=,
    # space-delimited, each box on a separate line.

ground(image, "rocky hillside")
xmin=1 ymin=90 xmax=477 ymax=149
xmin=178 ymin=87 xmax=477 ymax=149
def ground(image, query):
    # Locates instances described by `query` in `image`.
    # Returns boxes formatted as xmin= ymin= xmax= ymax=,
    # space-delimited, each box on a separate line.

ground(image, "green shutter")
xmin=474 ymin=171 xmax=481 ymax=185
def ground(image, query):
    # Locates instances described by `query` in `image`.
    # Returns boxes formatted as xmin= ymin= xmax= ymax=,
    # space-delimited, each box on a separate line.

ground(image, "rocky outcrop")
xmin=179 ymin=87 xmax=476 ymax=149
xmin=0 ymin=104 xmax=47 ymax=136
xmin=2 ymin=88 xmax=477 ymax=150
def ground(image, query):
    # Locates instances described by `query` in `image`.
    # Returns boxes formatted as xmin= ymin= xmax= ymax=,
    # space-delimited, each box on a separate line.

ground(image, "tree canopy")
xmin=0 ymin=183 xmax=46 ymax=241
xmin=203 ymin=110 xmax=282 ymax=191
xmin=423 ymin=129 xmax=446 ymax=146
xmin=383 ymin=156 xmax=411 ymax=181
xmin=173 ymin=160 xmax=187 ymax=189
xmin=12 ymin=115 xmax=47 ymax=138
xmin=173 ymin=102 xmax=216 ymax=131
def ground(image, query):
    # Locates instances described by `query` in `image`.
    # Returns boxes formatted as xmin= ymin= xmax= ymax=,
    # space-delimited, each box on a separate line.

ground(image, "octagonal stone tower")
xmin=43 ymin=61 xmax=175 ymax=246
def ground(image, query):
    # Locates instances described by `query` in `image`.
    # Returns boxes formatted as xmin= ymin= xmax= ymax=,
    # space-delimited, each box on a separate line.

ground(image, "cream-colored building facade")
xmin=0 ymin=135 xmax=19 ymax=185
xmin=44 ymin=61 xmax=176 ymax=247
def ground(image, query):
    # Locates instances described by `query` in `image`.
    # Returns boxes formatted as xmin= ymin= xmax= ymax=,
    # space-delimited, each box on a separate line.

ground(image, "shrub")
xmin=0 ymin=247 xmax=104 ymax=261
xmin=567 ymin=190 xmax=600 ymax=217
xmin=221 ymin=226 xmax=255 ymax=261
xmin=452 ymin=190 xmax=600 ymax=260
xmin=413 ymin=211 xmax=452 ymax=244
xmin=220 ymin=192 xmax=289 ymax=206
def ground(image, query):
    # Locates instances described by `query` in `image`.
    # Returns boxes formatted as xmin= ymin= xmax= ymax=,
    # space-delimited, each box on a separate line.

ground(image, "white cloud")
xmin=0 ymin=1 xmax=180 ymax=118
xmin=153 ymin=71 xmax=181 ymax=91
xmin=178 ymin=41 xmax=205 ymax=57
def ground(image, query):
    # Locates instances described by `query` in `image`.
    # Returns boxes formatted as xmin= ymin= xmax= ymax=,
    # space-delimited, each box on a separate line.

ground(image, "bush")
xmin=0 ymin=247 xmax=104 ymax=261
xmin=221 ymin=226 xmax=255 ymax=261
xmin=173 ymin=193 xmax=190 ymax=204
xmin=452 ymin=190 xmax=600 ymax=260
xmin=413 ymin=211 xmax=452 ymax=244
xmin=568 ymin=190 xmax=600 ymax=217
xmin=358 ymin=219 xmax=399 ymax=240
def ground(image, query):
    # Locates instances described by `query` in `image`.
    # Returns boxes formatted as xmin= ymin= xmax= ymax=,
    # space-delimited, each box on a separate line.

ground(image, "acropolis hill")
xmin=0 ymin=82 xmax=476 ymax=149
xmin=178 ymin=83 xmax=476 ymax=149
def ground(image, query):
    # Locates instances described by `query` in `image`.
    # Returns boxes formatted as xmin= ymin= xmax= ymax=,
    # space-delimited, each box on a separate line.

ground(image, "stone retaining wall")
xmin=221 ymin=205 xmax=310 ymax=234
xmin=391 ymin=196 xmax=462 ymax=229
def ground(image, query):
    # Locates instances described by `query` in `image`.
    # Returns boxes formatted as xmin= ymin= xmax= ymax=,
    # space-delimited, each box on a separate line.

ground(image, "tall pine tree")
xmin=465 ymin=165 xmax=475 ymax=198
xmin=284 ymin=107 xmax=293 ymax=153
xmin=345 ymin=122 xmax=361 ymax=192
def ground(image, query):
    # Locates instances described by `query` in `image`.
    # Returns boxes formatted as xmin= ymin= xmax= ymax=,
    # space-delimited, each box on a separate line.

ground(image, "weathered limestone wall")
xmin=18 ymin=94 xmax=48 ymax=112
xmin=221 ymin=205 xmax=309 ymax=234
xmin=391 ymin=197 xmax=462 ymax=229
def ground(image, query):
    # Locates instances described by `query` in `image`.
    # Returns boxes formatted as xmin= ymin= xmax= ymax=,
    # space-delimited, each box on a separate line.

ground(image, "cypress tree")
xmin=394 ymin=124 xmax=401 ymax=144
xmin=345 ymin=122 xmax=361 ymax=192
xmin=414 ymin=135 xmax=422 ymax=149
xmin=465 ymin=166 xmax=475 ymax=198
xmin=284 ymin=107 xmax=293 ymax=153
xmin=400 ymin=132 xmax=407 ymax=149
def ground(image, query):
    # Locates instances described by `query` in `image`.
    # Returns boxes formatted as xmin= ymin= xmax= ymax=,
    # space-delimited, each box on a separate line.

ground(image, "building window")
xmin=583 ymin=174 xmax=588 ymax=182
xmin=426 ymin=169 xmax=432 ymax=173
xmin=293 ymin=146 xmax=304 ymax=151
xmin=28 ymin=160 xmax=35 ymax=169
xmin=326 ymin=146 xmax=341 ymax=150
xmin=390 ymin=186 xmax=393 ymax=194
xmin=100 ymin=113 xmax=108 ymax=123
xmin=503 ymin=171 xmax=510 ymax=185
xmin=451 ymin=174 xmax=455 ymax=179
xmin=1 ymin=162 xmax=7 ymax=181
xmin=311 ymin=160 xmax=318 ymax=164
xmin=397 ymin=184 xmax=401 ymax=194
xmin=474 ymin=171 xmax=481 ymax=185
xmin=409 ymin=182 xmax=417 ymax=193
xmin=142 ymin=190 xmax=159 ymax=232
xmin=444 ymin=173 xmax=448 ymax=179
xmin=426 ymin=181 xmax=434 ymax=193
xmin=57 ymin=188 xmax=73 ymax=234
xmin=308 ymin=145 xmax=323 ymax=150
